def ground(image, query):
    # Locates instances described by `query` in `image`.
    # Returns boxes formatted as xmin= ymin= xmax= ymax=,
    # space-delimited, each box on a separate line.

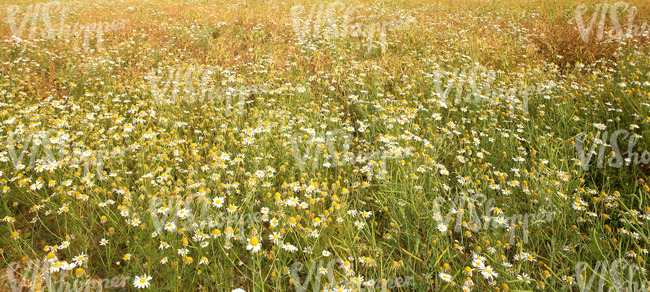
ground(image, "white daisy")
xmin=133 ymin=274 xmax=152 ymax=289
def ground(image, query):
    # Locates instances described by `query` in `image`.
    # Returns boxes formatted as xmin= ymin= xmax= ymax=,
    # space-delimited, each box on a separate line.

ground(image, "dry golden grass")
xmin=1 ymin=0 xmax=644 ymax=99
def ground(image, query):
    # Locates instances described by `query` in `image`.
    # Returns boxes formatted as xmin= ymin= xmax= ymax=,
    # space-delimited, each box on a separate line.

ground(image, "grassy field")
xmin=1 ymin=0 xmax=650 ymax=291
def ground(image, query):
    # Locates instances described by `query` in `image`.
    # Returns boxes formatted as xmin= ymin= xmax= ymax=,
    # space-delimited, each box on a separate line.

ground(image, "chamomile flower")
xmin=72 ymin=253 xmax=87 ymax=266
xmin=199 ymin=257 xmax=209 ymax=265
xmin=480 ymin=265 xmax=498 ymax=280
xmin=269 ymin=232 xmax=282 ymax=245
xmin=133 ymin=274 xmax=152 ymax=289
xmin=247 ymin=237 xmax=261 ymax=253
xmin=439 ymin=272 xmax=452 ymax=282
xmin=212 ymin=197 xmax=224 ymax=208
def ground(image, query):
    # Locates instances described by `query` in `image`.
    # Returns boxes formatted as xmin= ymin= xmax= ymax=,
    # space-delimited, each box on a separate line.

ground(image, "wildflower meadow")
xmin=1 ymin=0 xmax=650 ymax=291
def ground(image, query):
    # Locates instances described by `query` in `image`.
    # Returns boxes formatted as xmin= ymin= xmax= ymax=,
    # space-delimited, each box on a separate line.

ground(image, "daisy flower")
xmin=563 ymin=275 xmax=575 ymax=285
xmin=164 ymin=222 xmax=176 ymax=232
xmin=593 ymin=123 xmax=606 ymax=130
xmin=282 ymin=243 xmax=298 ymax=253
xmin=350 ymin=275 xmax=365 ymax=285
xmin=133 ymin=274 xmax=152 ymax=289
xmin=199 ymin=257 xmax=209 ymax=265
xmin=177 ymin=209 xmax=190 ymax=219
xmin=212 ymin=197 xmax=224 ymax=208
xmin=439 ymin=272 xmax=452 ymax=282
xmin=480 ymin=265 xmax=498 ymax=280
xmin=268 ymin=232 xmax=282 ymax=244
xmin=247 ymin=237 xmax=261 ymax=253
xmin=72 ymin=253 xmax=87 ymax=266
